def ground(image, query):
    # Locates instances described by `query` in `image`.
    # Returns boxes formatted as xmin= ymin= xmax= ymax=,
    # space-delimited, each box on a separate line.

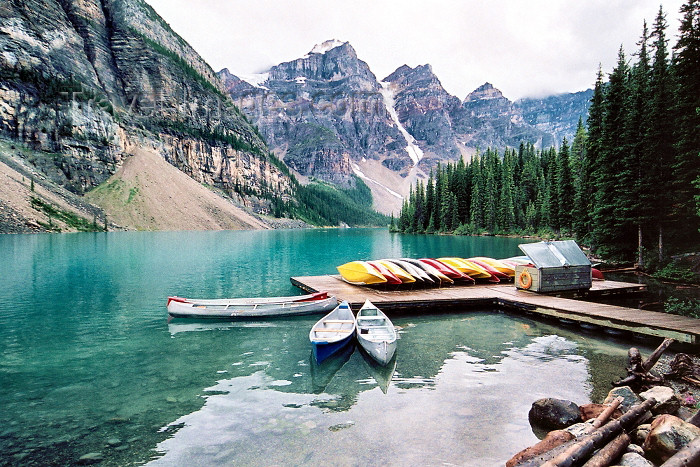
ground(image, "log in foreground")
xmin=589 ymin=397 xmax=623 ymax=431
xmin=580 ymin=432 xmax=630 ymax=467
xmin=506 ymin=430 xmax=575 ymax=467
xmin=541 ymin=398 xmax=656 ymax=467
xmin=507 ymin=398 xmax=624 ymax=467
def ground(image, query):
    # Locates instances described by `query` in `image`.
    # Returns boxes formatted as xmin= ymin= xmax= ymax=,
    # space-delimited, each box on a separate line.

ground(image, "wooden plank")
xmin=291 ymin=275 xmax=699 ymax=345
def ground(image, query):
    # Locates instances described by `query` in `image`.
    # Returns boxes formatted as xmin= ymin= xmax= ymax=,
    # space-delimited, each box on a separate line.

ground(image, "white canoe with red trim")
xmin=166 ymin=292 xmax=337 ymax=319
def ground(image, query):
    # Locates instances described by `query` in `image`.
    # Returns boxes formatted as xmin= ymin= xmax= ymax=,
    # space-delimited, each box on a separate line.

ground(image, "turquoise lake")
xmin=0 ymin=229 xmax=654 ymax=466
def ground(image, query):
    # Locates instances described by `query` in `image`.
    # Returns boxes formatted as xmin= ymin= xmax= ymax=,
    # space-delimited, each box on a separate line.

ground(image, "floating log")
xmin=541 ymin=398 xmax=656 ymax=467
xmin=660 ymin=435 xmax=700 ymax=466
xmin=580 ymin=433 xmax=630 ymax=467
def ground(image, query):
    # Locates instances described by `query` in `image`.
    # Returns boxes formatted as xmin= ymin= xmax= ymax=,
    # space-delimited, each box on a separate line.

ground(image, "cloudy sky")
xmin=146 ymin=0 xmax=687 ymax=100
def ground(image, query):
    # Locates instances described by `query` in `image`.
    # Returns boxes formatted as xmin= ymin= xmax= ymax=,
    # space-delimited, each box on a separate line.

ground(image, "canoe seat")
xmin=314 ymin=329 xmax=352 ymax=333
xmin=324 ymin=320 xmax=354 ymax=323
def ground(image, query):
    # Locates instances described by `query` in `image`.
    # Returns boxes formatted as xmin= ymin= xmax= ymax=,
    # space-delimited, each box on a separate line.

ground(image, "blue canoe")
xmin=309 ymin=301 xmax=356 ymax=363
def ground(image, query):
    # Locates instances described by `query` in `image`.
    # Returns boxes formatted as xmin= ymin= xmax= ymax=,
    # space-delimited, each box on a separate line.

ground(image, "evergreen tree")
xmin=433 ymin=165 xmax=443 ymax=230
xmin=499 ymin=151 xmax=516 ymax=231
xmin=648 ymin=7 xmax=675 ymax=261
xmin=469 ymin=154 xmax=484 ymax=228
xmin=425 ymin=170 xmax=435 ymax=230
xmin=535 ymin=160 xmax=547 ymax=231
xmin=408 ymin=187 xmax=418 ymax=232
xmin=449 ymin=192 xmax=460 ymax=231
xmin=524 ymin=201 xmax=538 ymax=231
xmin=585 ymin=67 xmax=606 ymax=248
xmin=439 ymin=178 xmax=452 ymax=231
xmin=593 ymin=47 xmax=632 ymax=259
xmin=519 ymin=143 xmax=540 ymax=230
xmin=571 ymin=118 xmax=589 ymax=239
xmin=483 ymin=149 xmax=499 ymax=231
xmin=414 ymin=181 xmax=426 ymax=232
xmin=556 ymin=138 xmax=574 ymax=233
xmin=453 ymin=157 xmax=470 ymax=223
xmin=426 ymin=213 xmax=436 ymax=234
xmin=672 ymin=0 xmax=700 ymax=238
xmin=630 ymin=21 xmax=654 ymax=266
xmin=542 ymin=147 xmax=559 ymax=231
xmin=511 ymin=147 xmax=526 ymax=226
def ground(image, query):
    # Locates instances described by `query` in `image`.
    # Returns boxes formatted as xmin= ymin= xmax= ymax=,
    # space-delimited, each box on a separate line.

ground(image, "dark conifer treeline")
xmin=393 ymin=141 xmax=578 ymax=238
xmin=394 ymin=2 xmax=700 ymax=263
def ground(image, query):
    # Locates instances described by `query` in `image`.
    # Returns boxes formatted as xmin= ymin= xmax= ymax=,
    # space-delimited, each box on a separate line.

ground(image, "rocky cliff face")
xmin=452 ymin=82 xmax=552 ymax=149
xmin=0 ymin=0 xmax=292 ymax=219
xmin=382 ymin=64 xmax=461 ymax=165
xmin=220 ymin=40 xmax=413 ymax=187
xmin=220 ymin=43 xmax=591 ymax=200
xmin=515 ymin=89 xmax=594 ymax=145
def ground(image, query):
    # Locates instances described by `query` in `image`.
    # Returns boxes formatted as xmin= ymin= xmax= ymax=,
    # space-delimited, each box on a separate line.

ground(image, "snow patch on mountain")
xmin=237 ymin=72 xmax=269 ymax=89
xmin=310 ymin=39 xmax=346 ymax=55
xmin=352 ymin=163 xmax=403 ymax=200
xmin=379 ymin=81 xmax=424 ymax=166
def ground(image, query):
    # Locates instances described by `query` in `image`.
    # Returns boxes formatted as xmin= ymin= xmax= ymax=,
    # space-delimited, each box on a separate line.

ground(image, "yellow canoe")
xmin=437 ymin=257 xmax=492 ymax=279
xmin=337 ymin=261 xmax=387 ymax=285
xmin=469 ymin=257 xmax=516 ymax=277
xmin=375 ymin=260 xmax=416 ymax=283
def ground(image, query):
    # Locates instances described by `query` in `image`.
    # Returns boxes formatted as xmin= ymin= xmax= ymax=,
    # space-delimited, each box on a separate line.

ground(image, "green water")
xmin=0 ymin=229 xmax=652 ymax=466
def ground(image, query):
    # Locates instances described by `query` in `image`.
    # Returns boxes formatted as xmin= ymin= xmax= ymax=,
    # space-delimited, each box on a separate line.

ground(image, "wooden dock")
xmin=291 ymin=275 xmax=700 ymax=345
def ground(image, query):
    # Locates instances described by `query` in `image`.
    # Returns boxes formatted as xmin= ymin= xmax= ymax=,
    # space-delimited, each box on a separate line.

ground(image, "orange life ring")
xmin=518 ymin=270 xmax=533 ymax=289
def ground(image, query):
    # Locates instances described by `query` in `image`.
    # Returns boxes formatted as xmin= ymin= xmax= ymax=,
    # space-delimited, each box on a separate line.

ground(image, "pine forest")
xmin=394 ymin=2 xmax=700 ymax=266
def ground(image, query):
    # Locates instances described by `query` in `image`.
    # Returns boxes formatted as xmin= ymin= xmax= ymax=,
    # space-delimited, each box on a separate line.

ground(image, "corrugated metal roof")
xmin=518 ymin=240 xmax=591 ymax=269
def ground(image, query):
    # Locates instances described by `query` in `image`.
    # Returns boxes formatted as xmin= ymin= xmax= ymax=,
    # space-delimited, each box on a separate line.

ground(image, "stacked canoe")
xmin=336 ymin=257 xmax=523 ymax=287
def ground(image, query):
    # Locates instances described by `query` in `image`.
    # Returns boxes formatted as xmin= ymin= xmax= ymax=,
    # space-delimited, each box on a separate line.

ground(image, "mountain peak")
xmin=465 ymin=82 xmax=506 ymax=102
xmin=383 ymin=64 xmax=437 ymax=84
xmin=309 ymin=39 xmax=348 ymax=55
xmin=269 ymin=39 xmax=373 ymax=83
